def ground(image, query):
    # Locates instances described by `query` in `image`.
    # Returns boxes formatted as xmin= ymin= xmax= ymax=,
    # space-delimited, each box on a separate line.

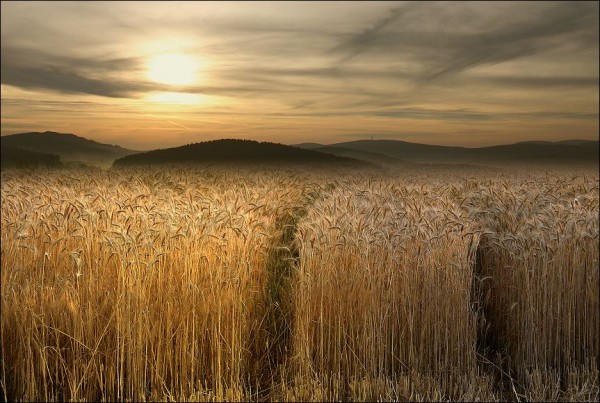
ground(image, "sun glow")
xmin=146 ymin=53 xmax=201 ymax=86
xmin=146 ymin=92 xmax=208 ymax=105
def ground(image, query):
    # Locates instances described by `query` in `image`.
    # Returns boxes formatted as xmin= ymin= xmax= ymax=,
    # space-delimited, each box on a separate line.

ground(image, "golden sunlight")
xmin=146 ymin=53 xmax=201 ymax=86
xmin=146 ymin=91 xmax=207 ymax=105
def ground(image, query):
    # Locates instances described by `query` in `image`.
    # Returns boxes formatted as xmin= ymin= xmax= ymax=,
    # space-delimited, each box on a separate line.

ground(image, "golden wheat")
xmin=1 ymin=165 xmax=598 ymax=402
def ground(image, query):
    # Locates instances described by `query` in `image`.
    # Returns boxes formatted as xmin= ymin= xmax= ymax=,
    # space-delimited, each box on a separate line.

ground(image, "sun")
xmin=146 ymin=53 xmax=201 ymax=86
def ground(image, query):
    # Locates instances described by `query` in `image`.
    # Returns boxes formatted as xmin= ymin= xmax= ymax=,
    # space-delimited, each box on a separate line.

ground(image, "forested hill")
xmin=113 ymin=139 xmax=370 ymax=167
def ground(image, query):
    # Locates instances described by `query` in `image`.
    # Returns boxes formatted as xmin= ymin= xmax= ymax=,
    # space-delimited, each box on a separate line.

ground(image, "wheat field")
xmin=1 ymin=165 xmax=598 ymax=402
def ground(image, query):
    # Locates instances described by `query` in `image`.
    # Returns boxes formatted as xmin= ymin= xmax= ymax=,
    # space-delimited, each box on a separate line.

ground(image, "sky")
xmin=1 ymin=1 xmax=598 ymax=150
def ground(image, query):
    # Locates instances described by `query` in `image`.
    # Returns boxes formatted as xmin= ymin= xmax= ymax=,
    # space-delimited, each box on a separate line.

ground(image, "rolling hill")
xmin=1 ymin=131 xmax=138 ymax=167
xmin=112 ymin=139 xmax=371 ymax=167
xmin=2 ymin=132 xmax=595 ymax=169
xmin=1 ymin=145 xmax=63 ymax=169
xmin=469 ymin=141 xmax=600 ymax=163
xmin=312 ymin=146 xmax=407 ymax=166
xmin=294 ymin=142 xmax=324 ymax=150
xmin=296 ymin=139 xmax=599 ymax=164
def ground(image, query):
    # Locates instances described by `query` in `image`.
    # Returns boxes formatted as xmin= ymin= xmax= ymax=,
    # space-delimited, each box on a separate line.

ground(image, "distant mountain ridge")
xmin=294 ymin=142 xmax=324 ymax=150
xmin=1 ymin=131 xmax=138 ymax=167
xmin=113 ymin=139 xmax=371 ymax=167
xmin=295 ymin=139 xmax=599 ymax=164
xmin=312 ymin=145 xmax=407 ymax=165
xmin=516 ymin=139 xmax=595 ymax=146
xmin=2 ymin=131 xmax=596 ymax=169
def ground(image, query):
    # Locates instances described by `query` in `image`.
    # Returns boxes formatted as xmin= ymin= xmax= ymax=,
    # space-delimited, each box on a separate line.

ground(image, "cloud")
xmin=326 ymin=1 xmax=598 ymax=83
xmin=478 ymin=75 xmax=599 ymax=89
xmin=2 ymin=1 xmax=597 ymax=101
xmin=1 ymin=46 xmax=160 ymax=97
xmin=240 ymin=107 xmax=599 ymax=123
xmin=331 ymin=2 xmax=421 ymax=64
xmin=1 ymin=1 xmax=597 ymax=146
xmin=1 ymin=64 xmax=149 ymax=98
xmin=421 ymin=2 xmax=599 ymax=81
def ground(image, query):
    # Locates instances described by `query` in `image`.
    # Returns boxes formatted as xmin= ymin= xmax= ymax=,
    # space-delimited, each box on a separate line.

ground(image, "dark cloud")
xmin=422 ymin=2 xmax=599 ymax=81
xmin=331 ymin=2 xmax=421 ymax=64
xmin=1 ymin=46 xmax=159 ymax=97
xmin=479 ymin=75 xmax=599 ymax=89
xmin=1 ymin=64 xmax=149 ymax=98
xmin=327 ymin=1 xmax=598 ymax=83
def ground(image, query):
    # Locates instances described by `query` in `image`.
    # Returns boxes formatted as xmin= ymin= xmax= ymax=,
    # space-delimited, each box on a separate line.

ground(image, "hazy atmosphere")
xmin=1 ymin=1 xmax=598 ymax=150
xmin=2 ymin=3 xmax=599 ymax=402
